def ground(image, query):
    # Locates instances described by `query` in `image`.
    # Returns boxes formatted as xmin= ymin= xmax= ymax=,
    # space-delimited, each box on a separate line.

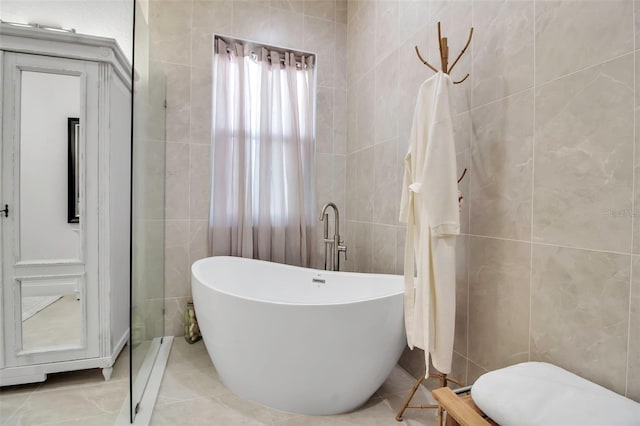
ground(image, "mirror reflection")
xmin=19 ymin=70 xmax=82 ymax=262
xmin=67 ymin=117 xmax=80 ymax=224
xmin=22 ymin=291 xmax=82 ymax=350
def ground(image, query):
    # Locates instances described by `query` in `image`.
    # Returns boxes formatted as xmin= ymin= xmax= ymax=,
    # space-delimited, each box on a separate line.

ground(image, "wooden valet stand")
xmin=395 ymin=371 xmax=464 ymax=425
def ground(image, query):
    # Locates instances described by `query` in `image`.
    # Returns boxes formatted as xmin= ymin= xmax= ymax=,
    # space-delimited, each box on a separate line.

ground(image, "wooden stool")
xmin=432 ymin=387 xmax=497 ymax=426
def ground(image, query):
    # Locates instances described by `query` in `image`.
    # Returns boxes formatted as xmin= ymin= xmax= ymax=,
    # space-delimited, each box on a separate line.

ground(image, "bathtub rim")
xmin=191 ymin=256 xmax=404 ymax=307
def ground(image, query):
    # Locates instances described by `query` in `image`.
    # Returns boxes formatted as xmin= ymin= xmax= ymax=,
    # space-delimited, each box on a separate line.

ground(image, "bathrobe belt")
xmin=403 ymin=181 xmax=427 ymax=353
xmin=408 ymin=182 xmax=422 ymax=194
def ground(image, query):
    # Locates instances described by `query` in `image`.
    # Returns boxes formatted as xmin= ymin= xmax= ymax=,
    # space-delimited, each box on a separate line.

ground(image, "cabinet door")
xmin=1 ymin=52 xmax=100 ymax=367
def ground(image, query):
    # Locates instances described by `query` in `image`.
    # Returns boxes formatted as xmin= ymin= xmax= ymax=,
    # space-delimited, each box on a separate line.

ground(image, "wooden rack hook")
xmin=415 ymin=22 xmax=474 ymax=85
xmin=457 ymin=168 xmax=467 ymax=184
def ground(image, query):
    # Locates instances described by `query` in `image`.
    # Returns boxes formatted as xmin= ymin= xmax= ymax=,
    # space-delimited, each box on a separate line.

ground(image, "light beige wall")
xmin=148 ymin=0 xmax=348 ymax=335
xmin=346 ymin=0 xmax=640 ymax=401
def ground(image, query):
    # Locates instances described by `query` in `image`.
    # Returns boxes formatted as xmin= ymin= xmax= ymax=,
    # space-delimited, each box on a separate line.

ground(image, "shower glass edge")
xmin=130 ymin=0 xmax=167 ymax=422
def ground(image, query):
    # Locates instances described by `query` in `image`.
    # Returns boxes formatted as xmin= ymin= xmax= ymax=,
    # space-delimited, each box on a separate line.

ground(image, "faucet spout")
xmin=318 ymin=202 xmax=346 ymax=271
xmin=319 ymin=202 xmax=339 ymax=236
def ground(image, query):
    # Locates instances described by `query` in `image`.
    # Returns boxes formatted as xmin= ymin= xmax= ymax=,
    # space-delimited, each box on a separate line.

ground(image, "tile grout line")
xmin=467 ymin=358 xmax=489 ymax=378
xmin=24 ymin=377 xmax=130 ymax=396
xmin=332 ymin=19 xmax=337 ymax=159
xmin=349 ymin=6 xmax=357 ymax=225
xmin=2 ymin=384 xmax=39 ymax=426
xmin=187 ymin=0 xmax=194 ymax=280
xmin=467 ymin=47 xmax=635 ymax=115
xmin=368 ymin=0 xmax=378 ymax=273
xmin=187 ymin=0 xmax=201 ymax=296
xmin=462 ymin=232 xmax=637 ymax=257
xmin=625 ymin=1 xmax=637 ymax=397
xmin=537 ymin=47 xmax=636 ymax=90
xmin=347 ymin=223 xmax=634 ymax=257
xmin=330 ymin=9 xmax=337 ymax=235
xmin=627 ymin=254 xmax=634 ymax=398
xmin=37 ymin=411 xmax=120 ymax=426
xmin=1 ymin=375 xmax=129 ymax=426
xmin=466 ymin=0 xmax=475 ymax=382
xmin=344 ymin=218 xmax=633 ymax=255
xmin=528 ymin=0 xmax=537 ymax=364
xmin=188 ymin=1 xmax=195 ymax=272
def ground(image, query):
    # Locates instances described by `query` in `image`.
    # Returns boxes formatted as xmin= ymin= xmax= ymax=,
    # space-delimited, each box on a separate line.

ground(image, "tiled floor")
xmin=150 ymin=339 xmax=439 ymax=426
xmin=0 ymin=348 xmax=129 ymax=426
xmin=1 ymin=340 xmax=440 ymax=426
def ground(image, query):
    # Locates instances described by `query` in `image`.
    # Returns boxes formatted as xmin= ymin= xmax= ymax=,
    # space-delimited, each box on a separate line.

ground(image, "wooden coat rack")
xmin=417 ymin=21 xmax=471 ymax=185
xmin=396 ymin=22 xmax=474 ymax=426
xmin=415 ymin=22 xmax=474 ymax=84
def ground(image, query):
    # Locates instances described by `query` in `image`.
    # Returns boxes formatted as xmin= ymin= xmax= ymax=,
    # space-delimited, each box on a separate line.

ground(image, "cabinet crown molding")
xmin=0 ymin=23 xmax=131 ymax=90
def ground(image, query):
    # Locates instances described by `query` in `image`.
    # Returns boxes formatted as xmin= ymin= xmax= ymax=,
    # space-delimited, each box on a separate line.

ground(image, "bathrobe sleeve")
xmin=421 ymin=78 xmax=460 ymax=237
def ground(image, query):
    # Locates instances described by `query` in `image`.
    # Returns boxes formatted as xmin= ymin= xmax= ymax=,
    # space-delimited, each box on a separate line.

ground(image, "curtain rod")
xmin=223 ymin=47 xmax=306 ymax=67
xmin=215 ymin=35 xmax=314 ymax=68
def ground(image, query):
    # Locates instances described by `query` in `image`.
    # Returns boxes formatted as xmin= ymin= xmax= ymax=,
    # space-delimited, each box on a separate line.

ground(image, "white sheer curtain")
xmin=209 ymin=39 xmax=315 ymax=267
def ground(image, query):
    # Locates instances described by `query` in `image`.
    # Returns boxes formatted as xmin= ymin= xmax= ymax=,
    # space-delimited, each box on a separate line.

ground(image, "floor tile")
xmin=155 ymin=364 xmax=228 ymax=408
xmin=268 ymin=407 xmax=304 ymax=424
xmin=6 ymin=380 xmax=126 ymax=426
xmin=214 ymin=392 xmax=274 ymax=425
xmin=374 ymin=366 xmax=418 ymax=397
xmin=163 ymin=339 xmax=213 ymax=372
xmin=150 ymin=396 xmax=268 ymax=426
xmin=272 ymin=415 xmax=354 ymax=426
xmin=44 ymin=412 xmax=118 ymax=426
xmin=1 ymin=393 xmax=32 ymax=426
xmin=385 ymin=390 xmax=439 ymax=425
xmin=334 ymin=397 xmax=406 ymax=425
xmin=36 ymin=368 xmax=124 ymax=394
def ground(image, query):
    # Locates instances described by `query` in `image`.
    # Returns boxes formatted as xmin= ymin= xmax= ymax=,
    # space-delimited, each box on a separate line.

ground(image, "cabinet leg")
xmin=102 ymin=367 xmax=113 ymax=381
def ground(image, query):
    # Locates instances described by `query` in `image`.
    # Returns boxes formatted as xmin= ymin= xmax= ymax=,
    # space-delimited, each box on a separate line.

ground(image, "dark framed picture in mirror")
xmin=67 ymin=117 xmax=80 ymax=223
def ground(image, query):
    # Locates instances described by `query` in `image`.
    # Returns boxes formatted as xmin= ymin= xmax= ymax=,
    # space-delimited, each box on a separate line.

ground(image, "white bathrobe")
xmin=399 ymin=72 xmax=459 ymax=376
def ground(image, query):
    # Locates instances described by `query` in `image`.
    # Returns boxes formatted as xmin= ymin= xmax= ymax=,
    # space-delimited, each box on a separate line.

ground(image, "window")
xmin=209 ymin=38 xmax=316 ymax=266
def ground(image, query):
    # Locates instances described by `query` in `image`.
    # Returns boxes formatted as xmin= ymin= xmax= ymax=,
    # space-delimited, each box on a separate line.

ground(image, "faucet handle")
xmin=338 ymin=242 xmax=347 ymax=261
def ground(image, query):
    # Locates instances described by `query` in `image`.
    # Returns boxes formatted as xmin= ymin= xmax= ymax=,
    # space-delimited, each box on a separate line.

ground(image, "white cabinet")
xmin=0 ymin=24 xmax=131 ymax=386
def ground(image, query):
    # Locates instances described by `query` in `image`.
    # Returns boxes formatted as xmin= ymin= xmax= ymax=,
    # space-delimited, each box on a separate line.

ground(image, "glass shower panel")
xmin=130 ymin=0 xmax=167 ymax=421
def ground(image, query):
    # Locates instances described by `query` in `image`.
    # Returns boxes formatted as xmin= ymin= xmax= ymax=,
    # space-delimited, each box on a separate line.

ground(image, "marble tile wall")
xmin=149 ymin=0 xmax=639 ymax=401
xmin=346 ymin=0 xmax=640 ymax=401
xmin=148 ymin=0 xmax=347 ymax=335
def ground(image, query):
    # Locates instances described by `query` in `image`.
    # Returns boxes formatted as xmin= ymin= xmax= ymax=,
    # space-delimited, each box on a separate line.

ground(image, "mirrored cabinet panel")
xmin=19 ymin=70 xmax=83 ymax=263
xmin=22 ymin=291 xmax=83 ymax=351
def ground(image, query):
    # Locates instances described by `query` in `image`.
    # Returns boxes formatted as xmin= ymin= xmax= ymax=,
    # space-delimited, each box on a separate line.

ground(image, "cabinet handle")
xmin=1 ymin=204 xmax=8 ymax=217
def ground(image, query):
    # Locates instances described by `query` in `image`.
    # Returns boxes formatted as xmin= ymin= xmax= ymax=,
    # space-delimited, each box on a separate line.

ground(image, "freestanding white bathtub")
xmin=191 ymin=256 xmax=406 ymax=415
